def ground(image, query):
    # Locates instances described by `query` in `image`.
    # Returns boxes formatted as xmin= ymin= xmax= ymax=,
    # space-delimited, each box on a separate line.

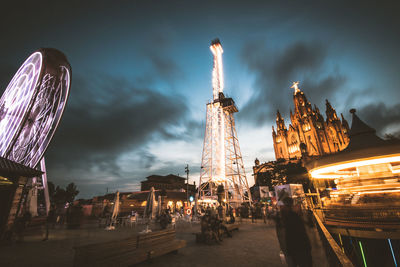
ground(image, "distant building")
xmin=272 ymin=82 xmax=349 ymax=160
xmin=86 ymin=174 xmax=197 ymax=217
xmin=141 ymin=174 xmax=195 ymax=193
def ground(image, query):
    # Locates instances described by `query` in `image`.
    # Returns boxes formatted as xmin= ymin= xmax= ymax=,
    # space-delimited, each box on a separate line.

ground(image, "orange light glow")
xmin=309 ymin=154 xmax=400 ymax=179
xmin=210 ymin=42 xmax=224 ymax=100
xmin=309 ymin=153 xmax=400 ymax=198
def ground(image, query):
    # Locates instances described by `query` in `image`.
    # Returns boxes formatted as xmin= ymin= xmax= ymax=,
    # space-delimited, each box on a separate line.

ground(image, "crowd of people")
xmin=198 ymin=205 xmax=233 ymax=244
xmin=194 ymin=198 xmax=314 ymax=267
xmin=9 ymin=194 xmax=315 ymax=267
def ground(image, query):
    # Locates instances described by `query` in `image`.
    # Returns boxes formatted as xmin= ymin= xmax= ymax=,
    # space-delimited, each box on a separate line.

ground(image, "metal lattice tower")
xmin=198 ymin=39 xmax=251 ymax=206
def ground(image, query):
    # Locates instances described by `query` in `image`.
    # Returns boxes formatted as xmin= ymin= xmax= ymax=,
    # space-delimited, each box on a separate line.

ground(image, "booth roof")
xmin=0 ymin=156 xmax=43 ymax=178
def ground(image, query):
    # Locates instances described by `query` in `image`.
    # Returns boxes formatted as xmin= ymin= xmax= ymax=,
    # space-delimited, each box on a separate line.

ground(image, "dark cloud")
xmin=1 ymin=0 xmax=400 ymax=199
xmin=239 ymin=41 xmax=347 ymax=124
xmin=0 ymin=65 xmax=18 ymax=94
xmin=45 ymin=73 xmax=188 ymax=174
xmin=139 ymin=32 xmax=183 ymax=84
xmin=357 ymin=102 xmax=400 ymax=136
xmin=138 ymin=150 xmax=156 ymax=169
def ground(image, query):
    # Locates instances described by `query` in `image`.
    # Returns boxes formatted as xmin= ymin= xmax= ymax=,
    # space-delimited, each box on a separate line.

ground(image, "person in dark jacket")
xmin=281 ymin=197 xmax=312 ymax=267
xmin=43 ymin=205 xmax=56 ymax=241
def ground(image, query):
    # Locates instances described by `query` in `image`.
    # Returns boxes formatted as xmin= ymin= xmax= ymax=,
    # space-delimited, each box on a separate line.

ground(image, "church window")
xmin=288 ymin=135 xmax=299 ymax=154
xmin=291 ymin=135 xmax=297 ymax=144
xmin=302 ymin=123 xmax=311 ymax=132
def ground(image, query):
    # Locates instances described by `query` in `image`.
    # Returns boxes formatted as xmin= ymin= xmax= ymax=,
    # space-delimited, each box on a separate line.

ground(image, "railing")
xmin=312 ymin=210 xmax=354 ymax=267
xmin=322 ymin=206 xmax=400 ymax=229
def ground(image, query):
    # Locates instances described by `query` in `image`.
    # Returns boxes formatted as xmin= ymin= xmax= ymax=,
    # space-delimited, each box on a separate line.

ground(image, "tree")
xmin=51 ymin=183 xmax=79 ymax=207
xmin=47 ymin=181 xmax=55 ymax=202
xmin=54 ymin=186 xmax=67 ymax=206
xmin=65 ymin=183 xmax=79 ymax=204
xmin=256 ymin=160 xmax=310 ymax=191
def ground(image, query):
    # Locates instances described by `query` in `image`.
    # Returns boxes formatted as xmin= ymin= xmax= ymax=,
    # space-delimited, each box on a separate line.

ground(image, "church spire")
xmin=276 ymin=110 xmax=286 ymax=131
xmin=341 ymin=113 xmax=349 ymax=131
xmin=325 ymin=99 xmax=338 ymax=121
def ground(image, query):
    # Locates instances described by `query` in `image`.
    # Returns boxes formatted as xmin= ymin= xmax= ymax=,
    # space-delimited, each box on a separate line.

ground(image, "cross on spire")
xmin=291 ymin=81 xmax=300 ymax=94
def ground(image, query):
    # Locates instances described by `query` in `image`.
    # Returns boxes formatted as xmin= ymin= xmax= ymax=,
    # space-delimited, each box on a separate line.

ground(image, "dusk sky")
xmin=1 ymin=1 xmax=400 ymax=198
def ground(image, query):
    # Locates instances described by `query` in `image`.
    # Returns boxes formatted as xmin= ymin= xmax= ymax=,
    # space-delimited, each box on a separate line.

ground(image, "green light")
xmin=338 ymin=234 xmax=344 ymax=253
xmin=388 ymin=239 xmax=397 ymax=267
xmin=359 ymin=241 xmax=367 ymax=267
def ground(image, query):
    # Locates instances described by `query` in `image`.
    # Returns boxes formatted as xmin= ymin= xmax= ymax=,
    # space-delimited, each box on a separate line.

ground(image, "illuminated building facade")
xmin=89 ymin=190 xmax=190 ymax=217
xmin=272 ymin=82 xmax=349 ymax=160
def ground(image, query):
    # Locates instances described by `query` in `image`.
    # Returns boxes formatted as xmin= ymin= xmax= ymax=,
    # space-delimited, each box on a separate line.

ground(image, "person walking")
xmin=261 ymin=205 xmax=267 ymax=224
xmin=280 ymin=197 xmax=312 ymax=267
xmin=251 ymin=205 xmax=256 ymax=223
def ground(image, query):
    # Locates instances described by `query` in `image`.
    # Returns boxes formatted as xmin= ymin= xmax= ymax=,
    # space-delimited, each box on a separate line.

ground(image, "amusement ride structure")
xmin=0 ymin=48 xmax=71 ymax=214
xmin=198 ymin=39 xmax=251 ymax=206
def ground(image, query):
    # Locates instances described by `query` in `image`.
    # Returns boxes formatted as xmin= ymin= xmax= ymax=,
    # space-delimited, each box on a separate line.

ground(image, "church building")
xmin=272 ymin=82 xmax=350 ymax=160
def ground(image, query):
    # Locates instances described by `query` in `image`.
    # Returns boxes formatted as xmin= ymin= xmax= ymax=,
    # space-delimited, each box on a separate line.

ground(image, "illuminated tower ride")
xmin=198 ymin=39 xmax=251 ymax=206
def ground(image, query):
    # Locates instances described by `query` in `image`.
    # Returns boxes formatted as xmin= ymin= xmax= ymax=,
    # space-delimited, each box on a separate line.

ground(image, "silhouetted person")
xmin=281 ymin=197 xmax=312 ymax=267
xmin=228 ymin=206 xmax=235 ymax=224
xmin=43 ymin=205 xmax=56 ymax=241
xmin=262 ymin=205 xmax=267 ymax=224
xmin=159 ymin=210 xmax=171 ymax=229
xmin=251 ymin=205 xmax=256 ymax=223
xmin=15 ymin=211 xmax=31 ymax=243
xmin=217 ymin=205 xmax=224 ymax=220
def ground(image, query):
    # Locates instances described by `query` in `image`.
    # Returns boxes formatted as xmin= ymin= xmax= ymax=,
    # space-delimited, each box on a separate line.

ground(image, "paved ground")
xmin=0 ymin=218 xmax=328 ymax=267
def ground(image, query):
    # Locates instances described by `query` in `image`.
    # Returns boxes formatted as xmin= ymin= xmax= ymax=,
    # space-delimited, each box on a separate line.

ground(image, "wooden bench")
xmin=224 ymin=223 xmax=240 ymax=233
xmin=73 ymin=229 xmax=186 ymax=267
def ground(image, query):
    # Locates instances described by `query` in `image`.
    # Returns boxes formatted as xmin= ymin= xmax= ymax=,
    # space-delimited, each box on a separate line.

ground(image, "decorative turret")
xmin=325 ymin=99 xmax=338 ymax=122
xmin=292 ymin=82 xmax=313 ymax=118
xmin=341 ymin=113 xmax=349 ymax=132
xmin=314 ymin=104 xmax=320 ymax=115
xmin=276 ymin=110 xmax=286 ymax=132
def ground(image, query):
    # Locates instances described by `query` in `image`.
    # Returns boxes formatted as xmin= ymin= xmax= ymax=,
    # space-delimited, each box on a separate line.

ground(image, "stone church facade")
xmin=272 ymin=82 xmax=350 ymax=160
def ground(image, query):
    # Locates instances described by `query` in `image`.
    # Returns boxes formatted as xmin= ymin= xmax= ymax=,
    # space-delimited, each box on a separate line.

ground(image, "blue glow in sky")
xmin=1 ymin=0 xmax=400 ymax=198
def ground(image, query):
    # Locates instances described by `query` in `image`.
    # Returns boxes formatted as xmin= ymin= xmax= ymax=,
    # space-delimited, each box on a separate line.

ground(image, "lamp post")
xmin=185 ymin=164 xmax=189 ymax=206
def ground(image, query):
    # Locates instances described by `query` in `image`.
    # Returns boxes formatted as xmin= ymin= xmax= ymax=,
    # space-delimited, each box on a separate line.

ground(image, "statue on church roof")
xmin=291 ymin=81 xmax=301 ymax=94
